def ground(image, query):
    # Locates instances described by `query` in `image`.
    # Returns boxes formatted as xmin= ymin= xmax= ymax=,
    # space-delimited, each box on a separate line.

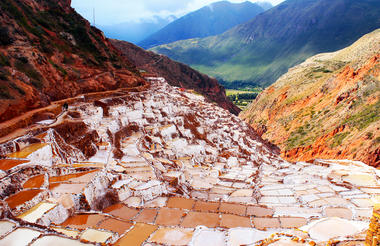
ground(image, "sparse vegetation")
xmin=49 ymin=59 xmax=68 ymax=76
xmin=330 ymin=132 xmax=350 ymax=148
xmin=312 ymin=67 xmax=332 ymax=73
xmin=15 ymin=59 xmax=43 ymax=89
xmin=343 ymin=101 xmax=380 ymax=130
xmin=286 ymin=125 xmax=308 ymax=149
xmin=375 ymin=137 xmax=380 ymax=144
xmin=366 ymin=132 xmax=374 ymax=139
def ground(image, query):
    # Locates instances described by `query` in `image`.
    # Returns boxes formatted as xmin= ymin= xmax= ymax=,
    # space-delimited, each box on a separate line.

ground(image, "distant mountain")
xmin=99 ymin=16 xmax=176 ymax=44
xmin=256 ymin=1 xmax=273 ymax=10
xmin=111 ymin=39 xmax=241 ymax=115
xmin=139 ymin=1 xmax=265 ymax=49
xmin=241 ymin=29 xmax=380 ymax=167
xmin=152 ymin=0 xmax=380 ymax=88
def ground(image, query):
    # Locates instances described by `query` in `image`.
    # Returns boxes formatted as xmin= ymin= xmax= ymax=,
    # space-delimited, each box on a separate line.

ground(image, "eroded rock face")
xmin=241 ymin=29 xmax=380 ymax=167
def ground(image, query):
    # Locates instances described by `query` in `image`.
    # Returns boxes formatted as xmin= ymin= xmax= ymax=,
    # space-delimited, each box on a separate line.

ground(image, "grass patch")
xmin=330 ymin=132 xmax=350 ymax=148
xmin=286 ymin=125 xmax=309 ymax=149
xmin=49 ymin=59 xmax=67 ymax=76
xmin=343 ymin=101 xmax=380 ymax=130
xmin=312 ymin=67 xmax=332 ymax=73
xmin=226 ymin=88 xmax=262 ymax=95
xmin=15 ymin=59 xmax=43 ymax=89
xmin=226 ymin=89 xmax=260 ymax=109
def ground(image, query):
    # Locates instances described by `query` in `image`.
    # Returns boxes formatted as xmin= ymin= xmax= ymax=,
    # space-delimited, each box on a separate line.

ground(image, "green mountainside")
xmin=139 ymin=1 xmax=266 ymax=49
xmin=152 ymin=0 xmax=380 ymax=88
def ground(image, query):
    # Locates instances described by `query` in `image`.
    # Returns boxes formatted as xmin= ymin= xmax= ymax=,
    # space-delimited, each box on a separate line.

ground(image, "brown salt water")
xmin=5 ymin=189 xmax=42 ymax=209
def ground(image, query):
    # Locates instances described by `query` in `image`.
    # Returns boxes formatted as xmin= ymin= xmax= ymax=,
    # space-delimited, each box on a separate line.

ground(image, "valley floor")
xmin=0 ymin=78 xmax=378 ymax=245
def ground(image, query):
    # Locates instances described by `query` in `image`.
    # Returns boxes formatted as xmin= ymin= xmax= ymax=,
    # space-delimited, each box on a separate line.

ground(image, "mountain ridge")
xmin=152 ymin=0 xmax=380 ymax=88
xmin=139 ymin=1 xmax=266 ymax=49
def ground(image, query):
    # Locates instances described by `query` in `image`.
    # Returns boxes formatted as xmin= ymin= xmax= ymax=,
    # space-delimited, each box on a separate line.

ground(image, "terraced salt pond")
xmin=7 ymin=143 xmax=49 ymax=159
xmin=0 ymin=78 xmax=378 ymax=245
xmin=0 ymin=159 xmax=29 ymax=171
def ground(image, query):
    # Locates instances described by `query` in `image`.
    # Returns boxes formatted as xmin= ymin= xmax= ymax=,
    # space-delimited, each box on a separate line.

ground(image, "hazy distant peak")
xmin=255 ymin=1 xmax=273 ymax=10
xmin=208 ymin=1 xmax=256 ymax=8
xmin=139 ymin=0 xmax=265 ymax=49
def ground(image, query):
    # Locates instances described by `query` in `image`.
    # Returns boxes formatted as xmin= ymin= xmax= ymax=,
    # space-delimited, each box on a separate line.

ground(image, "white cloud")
xmin=71 ymin=0 xmax=285 ymax=25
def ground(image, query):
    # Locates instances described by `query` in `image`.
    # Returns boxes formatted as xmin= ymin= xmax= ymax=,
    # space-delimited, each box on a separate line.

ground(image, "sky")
xmin=71 ymin=0 xmax=285 ymax=26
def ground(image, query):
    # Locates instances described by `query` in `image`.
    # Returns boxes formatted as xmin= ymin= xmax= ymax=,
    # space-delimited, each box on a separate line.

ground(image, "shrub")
xmin=0 ymin=72 xmax=7 ymax=81
xmin=0 ymin=27 xmax=13 ymax=46
xmin=49 ymin=59 xmax=67 ymax=76
xmin=10 ymin=82 xmax=25 ymax=95
xmin=63 ymin=56 xmax=75 ymax=65
xmin=343 ymin=101 xmax=380 ymax=130
xmin=330 ymin=132 xmax=350 ymax=148
xmin=0 ymin=53 xmax=10 ymax=66
xmin=366 ymin=132 xmax=374 ymax=139
xmin=31 ymin=79 xmax=43 ymax=89
xmin=375 ymin=137 xmax=380 ymax=144
xmin=0 ymin=84 xmax=12 ymax=99
xmin=40 ymin=40 xmax=54 ymax=55
xmin=15 ymin=60 xmax=43 ymax=89
xmin=17 ymin=56 xmax=28 ymax=64
xmin=313 ymin=67 xmax=332 ymax=73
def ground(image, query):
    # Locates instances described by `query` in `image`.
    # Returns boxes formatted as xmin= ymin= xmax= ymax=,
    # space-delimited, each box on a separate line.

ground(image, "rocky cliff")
xmin=0 ymin=0 xmax=148 ymax=123
xmin=241 ymin=29 xmax=380 ymax=167
xmin=111 ymin=39 xmax=240 ymax=115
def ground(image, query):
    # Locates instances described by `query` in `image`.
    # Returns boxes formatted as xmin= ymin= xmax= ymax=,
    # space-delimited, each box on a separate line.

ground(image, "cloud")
xmin=142 ymin=0 xmax=194 ymax=12
xmin=71 ymin=0 xmax=285 ymax=25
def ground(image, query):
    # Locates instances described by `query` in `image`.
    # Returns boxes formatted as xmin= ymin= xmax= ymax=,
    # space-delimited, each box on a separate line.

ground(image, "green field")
xmin=226 ymin=89 xmax=262 ymax=110
xmin=226 ymin=89 xmax=261 ymax=96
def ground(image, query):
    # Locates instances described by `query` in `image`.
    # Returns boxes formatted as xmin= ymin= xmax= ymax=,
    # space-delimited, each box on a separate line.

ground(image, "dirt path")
xmin=0 ymin=83 xmax=150 ymax=144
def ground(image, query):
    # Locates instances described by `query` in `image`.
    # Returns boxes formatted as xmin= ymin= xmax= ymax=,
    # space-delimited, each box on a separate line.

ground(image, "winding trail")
xmin=0 ymin=83 xmax=150 ymax=144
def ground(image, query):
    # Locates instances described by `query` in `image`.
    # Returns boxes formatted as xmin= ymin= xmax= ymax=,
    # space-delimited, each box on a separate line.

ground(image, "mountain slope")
xmin=152 ymin=0 xmax=380 ymax=88
xmin=111 ymin=39 xmax=240 ymax=115
xmin=0 ymin=0 xmax=237 ymax=124
xmin=99 ymin=16 xmax=176 ymax=44
xmin=240 ymin=29 xmax=380 ymax=167
xmin=139 ymin=1 xmax=265 ymax=49
xmin=0 ymin=0 xmax=147 ymax=122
